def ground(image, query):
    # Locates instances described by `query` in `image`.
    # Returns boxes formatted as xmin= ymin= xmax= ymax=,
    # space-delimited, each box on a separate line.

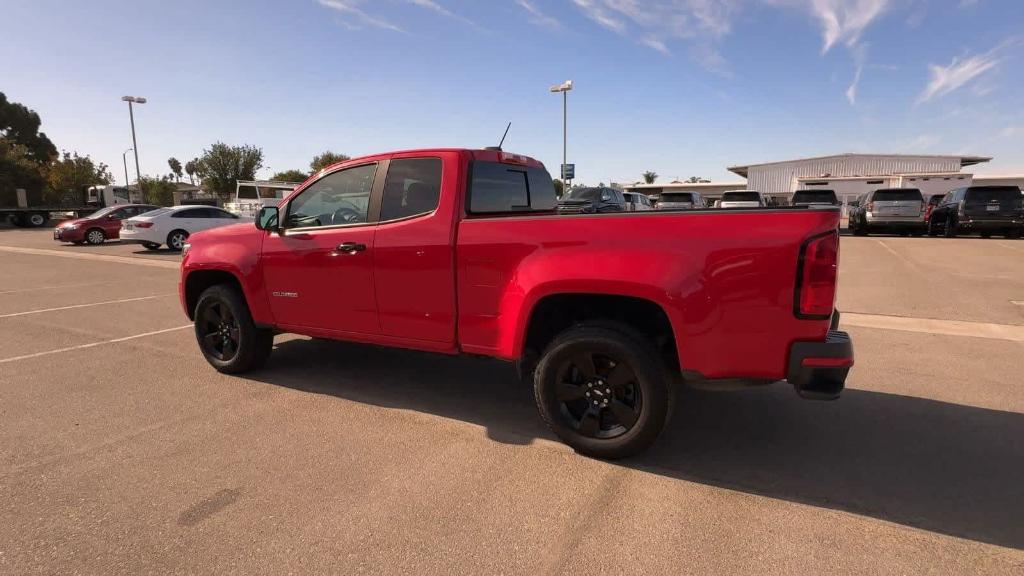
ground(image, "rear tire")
xmin=26 ymin=212 xmax=48 ymax=227
xmin=534 ymin=323 xmax=673 ymax=459
xmin=167 ymin=229 xmax=189 ymax=251
xmin=980 ymin=231 xmax=991 ymax=239
xmin=85 ymin=228 xmax=106 ymax=245
xmin=927 ymin=219 xmax=938 ymax=236
xmin=194 ymin=284 xmax=274 ymax=374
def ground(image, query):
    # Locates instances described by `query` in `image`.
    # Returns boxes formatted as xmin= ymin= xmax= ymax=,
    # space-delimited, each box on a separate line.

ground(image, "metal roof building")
xmin=727 ymin=153 xmax=991 ymax=203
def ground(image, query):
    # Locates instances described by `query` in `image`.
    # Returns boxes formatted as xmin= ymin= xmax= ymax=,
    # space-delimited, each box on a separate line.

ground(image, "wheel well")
xmin=184 ymin=270 xmax=242 ymax=320
xmin=523 ymin=294 xmax=679 ymax=372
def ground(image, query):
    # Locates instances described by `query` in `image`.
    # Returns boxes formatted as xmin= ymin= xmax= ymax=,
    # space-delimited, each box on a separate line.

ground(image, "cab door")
xmin=260 ymin=162 xmax=381 ymax=334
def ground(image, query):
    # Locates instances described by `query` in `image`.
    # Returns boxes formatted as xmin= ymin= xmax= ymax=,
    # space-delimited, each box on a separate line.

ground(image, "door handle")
xmin=334 ymin=242 xmax=366 ymax=254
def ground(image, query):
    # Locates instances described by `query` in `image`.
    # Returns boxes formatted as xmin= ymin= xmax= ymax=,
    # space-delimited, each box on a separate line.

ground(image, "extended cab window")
xmin=380 ymin=158 xmax=442 ymax=221
xmin=467 ymin=162 xmax=556 ymax=214
xmin=286 ymin=163 xmax=376 ymax=228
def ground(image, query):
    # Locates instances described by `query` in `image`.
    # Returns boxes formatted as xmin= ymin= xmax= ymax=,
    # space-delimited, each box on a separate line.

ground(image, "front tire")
xmin=85 ymin=228 xmax=106 ymax=245
xmin=142 ymin=242 xmax=160 ymax=251
xmin=534 ymin=324 xmax=672 ymax=459
xmin=194 ymin=284 xmax=274 ymax=374
xmin=167 ymin=229 xmax=189 ymax=251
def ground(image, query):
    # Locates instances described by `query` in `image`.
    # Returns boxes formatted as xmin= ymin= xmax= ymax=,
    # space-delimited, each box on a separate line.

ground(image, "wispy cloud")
xmin=916 ymin=53 xmax=999 ymax=105
xmin=517 ymin=0 xmax=561 ymax=29
xmin=805 ymin=0 xmax=890 ymax=53
xmin=569 ymin=0 xmax=739 ymax=74
xmin=901 ymin=134 xmax=941 ymax=152
xmin=316 ymin=0 xmax=404 ymax=32
xmin=408 ymin=0 xmax=481 ymax=28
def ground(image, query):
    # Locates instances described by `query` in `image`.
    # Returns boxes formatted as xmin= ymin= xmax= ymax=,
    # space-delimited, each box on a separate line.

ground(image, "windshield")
xmin=793 ymin=190 xmax=838 ymax=204
xmin=567 ymin=188 xmax=603 ymax=201
xmin=721 ymin=191 xmax=760 ymax=202
xmin=873 ymin=189 xmax=922 ymax=202
xmin=85 ymin=206 xmax=119 ymax=219
xmin=965 ymin=186 xmax=1021 ymax=205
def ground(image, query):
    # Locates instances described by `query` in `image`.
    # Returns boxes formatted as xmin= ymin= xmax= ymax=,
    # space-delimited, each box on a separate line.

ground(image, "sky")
xmin=1 ymin=0 xmax=1022 ymax=185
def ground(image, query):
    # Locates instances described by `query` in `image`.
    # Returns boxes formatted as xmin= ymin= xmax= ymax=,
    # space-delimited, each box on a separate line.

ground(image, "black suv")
xmin=557 ymin=187 xmax=627 ymax=214
xmin=927 ymin=185 xmax=1023 ymax=238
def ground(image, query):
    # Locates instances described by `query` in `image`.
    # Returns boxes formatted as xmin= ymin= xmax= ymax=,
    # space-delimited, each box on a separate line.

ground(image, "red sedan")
xmin=53 ymin=204 xmax=159 ymax=245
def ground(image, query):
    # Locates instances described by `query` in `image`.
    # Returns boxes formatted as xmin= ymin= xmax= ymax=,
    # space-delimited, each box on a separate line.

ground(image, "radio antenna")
xmin=497 ymin=122 xmax=511 ymax=150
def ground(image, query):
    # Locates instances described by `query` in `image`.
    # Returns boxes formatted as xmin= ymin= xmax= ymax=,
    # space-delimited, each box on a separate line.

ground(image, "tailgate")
xmin=873 ymin=200 xmax=920 ymax=217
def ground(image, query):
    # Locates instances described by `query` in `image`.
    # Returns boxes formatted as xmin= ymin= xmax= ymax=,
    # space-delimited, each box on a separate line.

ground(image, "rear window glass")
xmin=381 ymin=158 xmax=442 ymax=221
xmin=793 ymin=190 xmax=838 ymax=204
xmin=873 ymin=189 xmax=922 ymax=202
xmin=721 ymin=191 xmax=760 ymax=202
xmin=567 ymin=188 xmax=603 ymax=201
xmin=965 ymin=186 xmax=1021 ymax=204
xmin=661 ymin=193 xmax=695 ymax=202
xmin=467 ymin=162 xmax=556 ymax=214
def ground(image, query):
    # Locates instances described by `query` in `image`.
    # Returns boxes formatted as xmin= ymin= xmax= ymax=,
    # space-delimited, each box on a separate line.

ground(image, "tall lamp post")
xmin=122 ymin=148 xmax=134 ymax=188
xmin=549 ymin=80 xmax=573 ymax=190
xmin=121 ymin=96 xmax=146 ymax=185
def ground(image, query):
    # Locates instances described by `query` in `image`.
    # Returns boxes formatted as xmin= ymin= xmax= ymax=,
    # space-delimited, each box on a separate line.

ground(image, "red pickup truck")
xmin=180 ymin=148 xmax=853 ymax=458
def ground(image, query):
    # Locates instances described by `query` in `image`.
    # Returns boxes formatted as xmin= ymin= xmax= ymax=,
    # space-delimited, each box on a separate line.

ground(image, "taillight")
xmin=795 ymin=231 xmax=839 ymax=319
xmin=867 ymin=201 xmax=874 ymax=212
xmin=135 ymin=221 xmax=153 ymax=228
xmin=919 ymin=201 xmax=925 ymax=215
xmin=499 ymin=152 xmax=530 ymax=165
xmin=957 ymin=200 xmax=965 ymax=217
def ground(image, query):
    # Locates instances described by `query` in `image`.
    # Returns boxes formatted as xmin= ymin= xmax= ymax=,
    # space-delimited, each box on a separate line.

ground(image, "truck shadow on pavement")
xmin=251 ymin=337 xmax=1024 ymax=551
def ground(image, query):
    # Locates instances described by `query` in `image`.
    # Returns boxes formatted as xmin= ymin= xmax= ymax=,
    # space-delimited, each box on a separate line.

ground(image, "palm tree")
xmin=642 ymin=171 xmax=658 ymax=184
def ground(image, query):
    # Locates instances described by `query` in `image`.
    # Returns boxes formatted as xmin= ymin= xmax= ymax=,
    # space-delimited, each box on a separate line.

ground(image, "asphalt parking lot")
xmin=1 ymin=225 xmax=1022 ymax=575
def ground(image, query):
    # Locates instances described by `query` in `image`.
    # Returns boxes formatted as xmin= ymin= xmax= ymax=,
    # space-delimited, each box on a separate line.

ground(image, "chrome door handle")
xmin=335 ymin=242 xmax=366 ymax=254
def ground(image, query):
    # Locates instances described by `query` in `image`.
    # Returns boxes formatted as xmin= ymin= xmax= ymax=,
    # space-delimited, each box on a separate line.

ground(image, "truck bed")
xmin=456 ymin=207 xmax=841 ymax=380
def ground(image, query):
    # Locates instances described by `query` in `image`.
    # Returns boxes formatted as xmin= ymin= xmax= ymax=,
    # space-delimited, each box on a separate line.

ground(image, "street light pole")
xmin=121 ymin=96 xmax=147 ymax=184
xmin=549 ymin=80 xmax=573 ymax=190
xmin=122 ymin=148 xmax=133 ymax=187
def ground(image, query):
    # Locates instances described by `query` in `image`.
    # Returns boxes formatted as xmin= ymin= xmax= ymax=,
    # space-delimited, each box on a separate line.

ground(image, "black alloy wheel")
xmin=534 ymin=324 xmax=672 ymax=459
xmin=554 ymin=351 xmax=642 ymax=439
xmin=198 ymin=299 xmax=241 ymax=362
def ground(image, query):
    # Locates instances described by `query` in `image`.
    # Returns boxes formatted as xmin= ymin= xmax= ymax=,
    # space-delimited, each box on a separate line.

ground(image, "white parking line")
xmin=0 ymin=245 xmax=180 ymax=269
xmin=0 ymin=294 xmax=177 ymax=319
xmin=843 ymin=312 xmax=1024 ymax=342
xmin=0 ymin=281 xmax=121 ymax=295
xmin=0 ymin=325 xmax=192 ymax=364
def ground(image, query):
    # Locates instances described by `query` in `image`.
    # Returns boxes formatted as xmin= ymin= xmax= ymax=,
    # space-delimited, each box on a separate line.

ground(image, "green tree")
xmin=168 ymin=157 xmax=183 ymax=182
xmin=642 ymin=171 xmax=658 ymax=184
xmin=138 ymin=175 xmax=176 ymax=206
xmin=197 ymin=142 xmax=264 ymax=202
xmin=686 ymin=176 xmax=710 ymax=183
xmin=310 ymin=151 xmax=350 ymax=173
xmin=45 ymin=150 xmax=113 ymax=204
xmin=184 ymin=159 xmax=199 ymax=186
xmin=1 ymin=92 xmax=58 ymax=200
xmin=553 ymin=178 xmax=564 ymax=198
xmin=271 ymin=169 xmax=309 ymax=183
xmin=0 ymin=92 xmax=58 ymax=164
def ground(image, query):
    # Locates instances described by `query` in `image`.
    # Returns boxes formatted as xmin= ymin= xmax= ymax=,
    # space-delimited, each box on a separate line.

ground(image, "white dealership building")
xmin=625 ymin=153 xmax=1023 ymax=206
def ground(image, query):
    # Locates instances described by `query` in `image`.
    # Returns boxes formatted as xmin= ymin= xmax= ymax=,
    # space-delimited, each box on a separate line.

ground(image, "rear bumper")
xmin=864 ymin=214 xmax=924 ymax=227
xmin=787 ymin=330 xmax=854 ymax=400
xmin=957 ymin=217 xmax=1022 ymax=230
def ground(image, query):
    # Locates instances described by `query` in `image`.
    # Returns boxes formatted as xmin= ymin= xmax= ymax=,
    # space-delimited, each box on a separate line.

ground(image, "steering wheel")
xmin=331 ymin=206 xmax=363 ymax=225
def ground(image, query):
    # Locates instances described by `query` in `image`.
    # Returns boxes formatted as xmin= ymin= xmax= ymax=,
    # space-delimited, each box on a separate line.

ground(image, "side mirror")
xmin=256 ymin=206 xmax=279 ymax=231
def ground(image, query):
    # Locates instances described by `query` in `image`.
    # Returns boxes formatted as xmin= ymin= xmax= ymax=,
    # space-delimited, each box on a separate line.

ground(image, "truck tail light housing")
xmin=794 ymin=230 xmax=839 ymax=319
xmin=866 ymin=201 xmax=874 ymax=212
xmin=135 ymin=221 xmax=153 ymax=228
xmin=957 ymin=200 xmax=965 ymax=217
xmin=499 ymin=152 xmax=530 ymax=165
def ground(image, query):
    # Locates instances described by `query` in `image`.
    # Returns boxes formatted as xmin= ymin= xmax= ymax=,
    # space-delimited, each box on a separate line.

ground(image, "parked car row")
xmin=53 ymin=204 xmax=249 ymax=250
xmin=848 ymin=185 xmax=1022 ymax=238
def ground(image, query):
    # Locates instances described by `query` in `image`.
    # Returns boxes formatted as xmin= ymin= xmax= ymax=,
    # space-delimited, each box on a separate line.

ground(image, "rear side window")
xmin=172 ymin=209 xmax=200 ymax=218
xmin=381 ymin=158 xmax=442 ymax=221
xmin=141 ymin=208 xmax=170 ymax=217
xmin=965 ymin=186 xmax=1021 ymax=205
xmin=467 ymin=162 xmax=556 ymax=214
xmin=873 ymin=189 xmax=922 ymax=202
